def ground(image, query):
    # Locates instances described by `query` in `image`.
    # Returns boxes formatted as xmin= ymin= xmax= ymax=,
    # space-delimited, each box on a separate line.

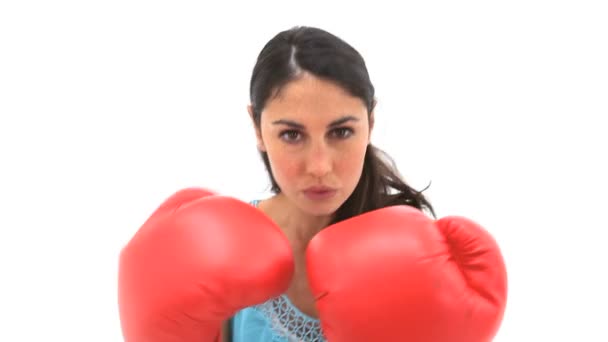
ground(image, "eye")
xmin=330 ymin=127 xmax=354 ymax=139
xmin=279 ymin=130 xmax=302 ymax=143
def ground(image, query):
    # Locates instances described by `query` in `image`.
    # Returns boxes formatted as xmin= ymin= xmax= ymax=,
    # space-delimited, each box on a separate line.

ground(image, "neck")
xmin=261 ymin=193 xmax=331 ymax=250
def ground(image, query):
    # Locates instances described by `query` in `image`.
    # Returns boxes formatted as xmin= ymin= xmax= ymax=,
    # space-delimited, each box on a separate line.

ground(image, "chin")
xmin=300 ymin=197 xmax=345 ymax=217
xmin=307 ymin=207 xmax=338 ymax=217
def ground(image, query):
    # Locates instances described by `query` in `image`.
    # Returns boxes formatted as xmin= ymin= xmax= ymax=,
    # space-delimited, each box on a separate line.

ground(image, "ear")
xmin=247 ymin=104 xmax=266 ymax=152
xmin=367 ymin=97 xmax=377 ymax=144
xmin=368 ymin=111 xmax=375 ymax=144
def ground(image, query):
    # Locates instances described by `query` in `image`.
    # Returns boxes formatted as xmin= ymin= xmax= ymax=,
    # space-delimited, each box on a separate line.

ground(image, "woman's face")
xmin=250 ymin=72 xmax=374 ymax=217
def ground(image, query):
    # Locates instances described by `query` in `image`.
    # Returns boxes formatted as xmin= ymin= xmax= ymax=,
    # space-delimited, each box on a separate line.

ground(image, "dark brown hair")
xmin=249 ymin=26 xmax=435 ymax=223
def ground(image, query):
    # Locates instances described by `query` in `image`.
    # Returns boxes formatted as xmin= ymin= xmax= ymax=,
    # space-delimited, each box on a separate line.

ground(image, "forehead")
xmin=261 ymin=73 xmax=368 ymax=123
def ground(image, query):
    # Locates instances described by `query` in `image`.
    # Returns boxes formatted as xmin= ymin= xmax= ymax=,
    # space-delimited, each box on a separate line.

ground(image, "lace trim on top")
xmin=251 ymin=295 xmax=325 ymax=342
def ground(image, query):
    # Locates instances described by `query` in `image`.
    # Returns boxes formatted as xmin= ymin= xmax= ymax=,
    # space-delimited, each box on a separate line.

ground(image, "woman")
xmin=229 ymin=26 xmax=434 ymax=341
xmin=118 ymin=26 xmax=507 ymax=342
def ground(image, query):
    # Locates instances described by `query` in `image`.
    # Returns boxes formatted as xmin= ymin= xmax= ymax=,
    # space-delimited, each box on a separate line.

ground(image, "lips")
xmin=303 ymin=186 xmax=337 ymax=200
xmin=305 ymin=186 xmax=335 ymax=193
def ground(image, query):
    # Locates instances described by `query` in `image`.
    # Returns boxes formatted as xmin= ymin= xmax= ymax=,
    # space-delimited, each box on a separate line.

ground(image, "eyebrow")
xmin=272 ymin=115 xmax=360 ymax=129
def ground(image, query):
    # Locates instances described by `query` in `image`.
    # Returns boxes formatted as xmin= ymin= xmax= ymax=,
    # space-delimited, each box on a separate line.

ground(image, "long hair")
xmin=249 ymin=26 xmax=435 ymax=223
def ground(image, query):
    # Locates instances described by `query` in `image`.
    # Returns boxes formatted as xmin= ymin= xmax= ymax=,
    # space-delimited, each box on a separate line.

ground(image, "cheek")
xmin=266 ymin=147 xmax=302 ymax=184
xmin=335 ymin=143 xmax=368 ymax=182
xmin=261 ymin=130 xmax=299 ymax=181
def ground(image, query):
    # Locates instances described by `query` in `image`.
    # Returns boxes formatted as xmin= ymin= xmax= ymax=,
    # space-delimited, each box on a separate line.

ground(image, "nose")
xmin=305 ymin=140 xmax=333 ymax=178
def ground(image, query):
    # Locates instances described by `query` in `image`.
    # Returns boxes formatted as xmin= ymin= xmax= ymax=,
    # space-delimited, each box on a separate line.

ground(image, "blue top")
xmin=231 ymin=200 xmax=326 ymax=342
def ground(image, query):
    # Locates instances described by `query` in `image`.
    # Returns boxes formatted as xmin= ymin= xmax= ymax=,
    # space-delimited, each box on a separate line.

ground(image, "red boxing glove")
xmin=118 ymin=188 xmax=294 ymax=342
xmin=306 ymin=205 xmax=507 ymax=342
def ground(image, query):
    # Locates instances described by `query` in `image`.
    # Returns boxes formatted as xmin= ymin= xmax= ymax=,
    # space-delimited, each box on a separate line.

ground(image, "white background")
xmin=1 ymin=1 xmax=606 ymax=341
